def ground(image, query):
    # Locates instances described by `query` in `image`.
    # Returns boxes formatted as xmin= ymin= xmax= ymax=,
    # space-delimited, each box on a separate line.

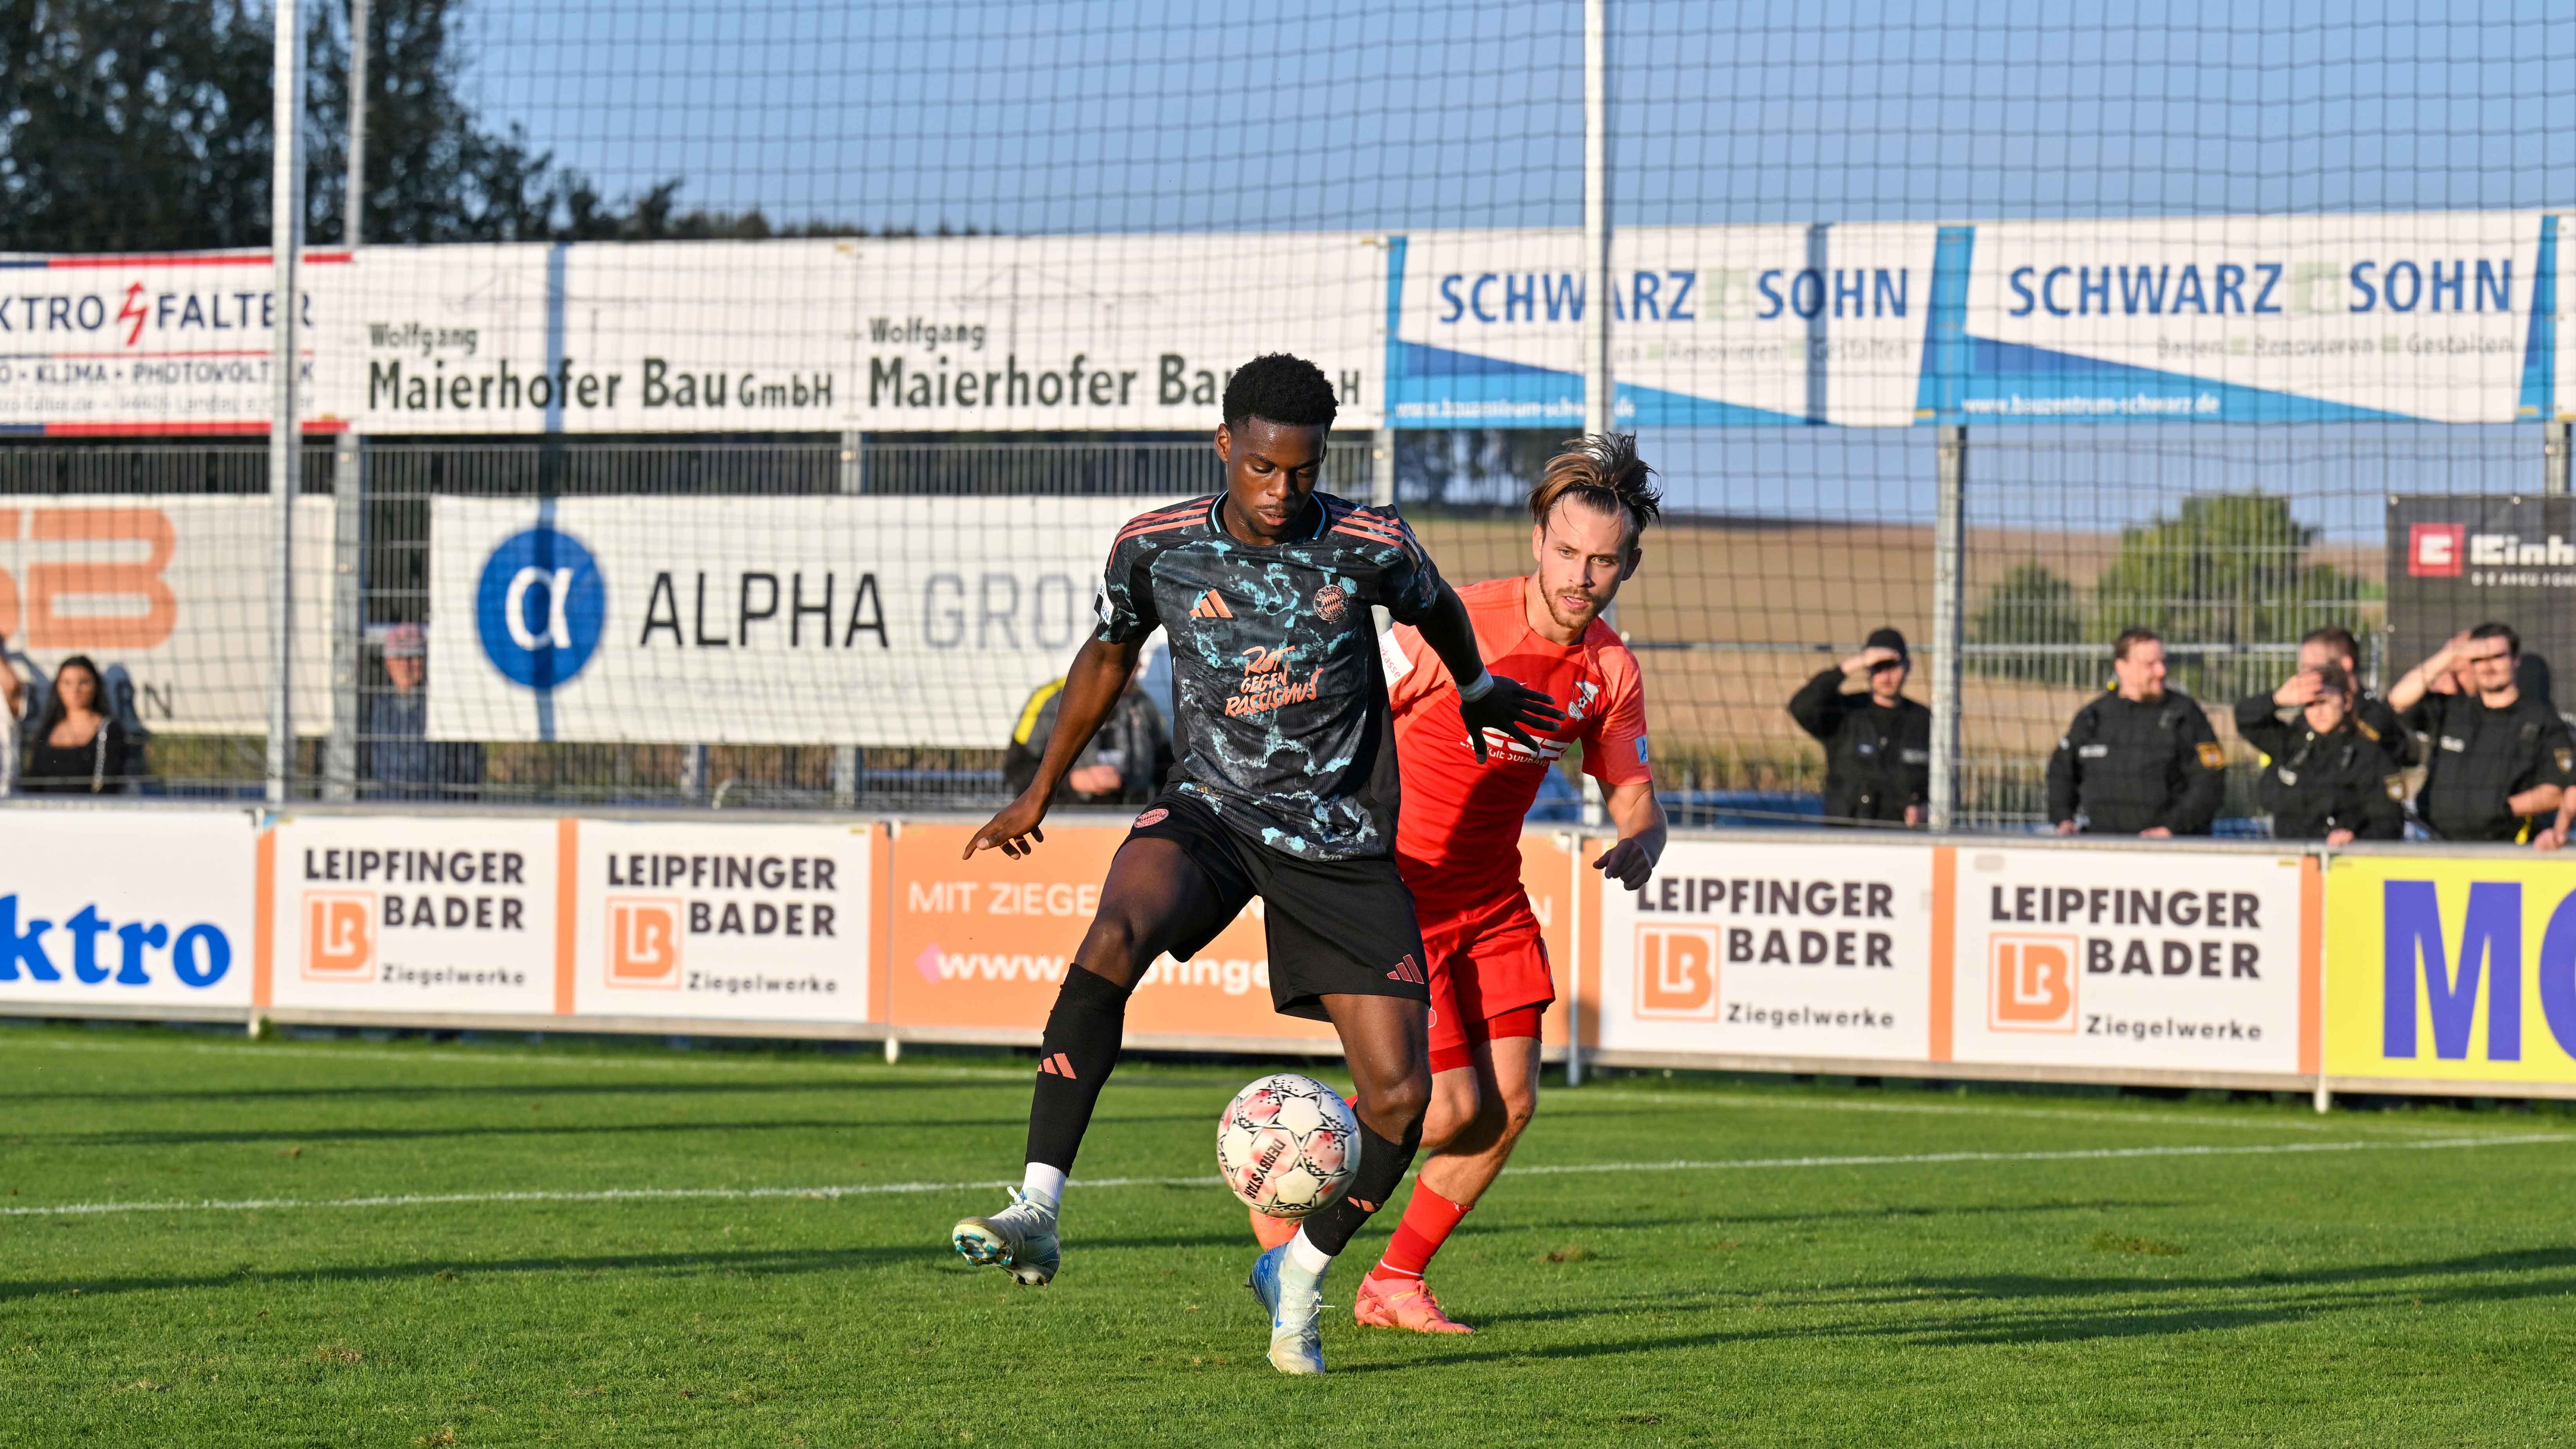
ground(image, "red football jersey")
xmin=1383 ymin=575 xmax=1651 ymax=909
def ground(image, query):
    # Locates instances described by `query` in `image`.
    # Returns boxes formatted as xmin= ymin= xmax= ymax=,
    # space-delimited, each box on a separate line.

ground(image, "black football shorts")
xmin=1120 ymin=788 xmax=1429 ymax=1022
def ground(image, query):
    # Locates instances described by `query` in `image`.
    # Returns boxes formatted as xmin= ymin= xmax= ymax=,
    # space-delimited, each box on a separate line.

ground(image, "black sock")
xmin=1023 ymin=964 xmax=1133 ymax=1175
xmin=1297 ymin=1112 xmax=1422 ymax=1258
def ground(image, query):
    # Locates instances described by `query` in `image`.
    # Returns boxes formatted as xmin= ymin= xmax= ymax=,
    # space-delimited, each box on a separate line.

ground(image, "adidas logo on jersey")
xmin=1188 ymin=590 xmax=1234 ymax=619
xmin=1386 ymin=954 xmax=1426 ymax=986
xmin=1037 ymin=1053 xmax=1079 ymax=1079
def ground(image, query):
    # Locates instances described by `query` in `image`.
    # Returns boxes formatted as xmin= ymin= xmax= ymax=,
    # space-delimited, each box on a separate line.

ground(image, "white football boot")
xmin=951 ymin=1189 xmax=1061 ymax=1286
xmin=1246 ymin=1243 xmax=1328 ymax=1375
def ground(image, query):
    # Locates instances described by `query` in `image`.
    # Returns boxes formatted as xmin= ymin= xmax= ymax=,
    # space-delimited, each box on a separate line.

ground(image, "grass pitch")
xmin=5 ymin=1023 xmax=2574 ymax=1447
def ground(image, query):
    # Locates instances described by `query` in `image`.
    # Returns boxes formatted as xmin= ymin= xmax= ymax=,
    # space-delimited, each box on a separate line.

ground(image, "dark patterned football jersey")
xmin=1095 ymin=491 xmax=1443 ymax=860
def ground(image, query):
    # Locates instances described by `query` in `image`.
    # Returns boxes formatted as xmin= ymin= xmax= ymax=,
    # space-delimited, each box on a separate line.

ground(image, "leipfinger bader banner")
xmin=569 ymin=819 xmax=874 ymax=1023
xmin=260 ymin=814 xmax=564 ymax=1016
xmin=1944 ymin=846 xmax=2316 ymax=1078
xmin=1590 ymin=837 xmax=1935 ymax=1063
xmin=427 ymin=495 xmax=1151 ymax=747
xmin=0 ymin=808 xmax=255 ymax=1012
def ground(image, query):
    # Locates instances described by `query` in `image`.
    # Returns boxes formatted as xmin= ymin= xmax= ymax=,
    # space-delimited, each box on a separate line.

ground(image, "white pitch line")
xmin=1562 ymin=1089 xmax=2476 ymax=1136
xmin=3 ymin=1132 xmax=2562 ymax=1221
xmin=0 ymin=1034 xmax=1029 ymax=1080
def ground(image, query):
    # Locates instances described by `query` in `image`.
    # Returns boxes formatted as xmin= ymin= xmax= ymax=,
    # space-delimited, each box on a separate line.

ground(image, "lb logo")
xmin=475 ymin=526 xmax=606 ymax=688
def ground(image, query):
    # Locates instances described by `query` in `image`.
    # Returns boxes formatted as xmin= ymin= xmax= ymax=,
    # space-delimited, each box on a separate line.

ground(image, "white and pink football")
xmin=1216 ymin=1072 xmax=1360 ymax=1219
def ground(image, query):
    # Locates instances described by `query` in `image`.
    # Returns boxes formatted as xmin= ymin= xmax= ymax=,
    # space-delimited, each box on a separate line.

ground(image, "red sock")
xmin=1366 ymin=1185 xmax=1469 ymax=1284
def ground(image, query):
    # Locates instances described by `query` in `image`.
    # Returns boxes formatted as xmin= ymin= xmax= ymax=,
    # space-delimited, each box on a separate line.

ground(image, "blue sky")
xmin=457 ymin=0 xmax=2575 ymax=530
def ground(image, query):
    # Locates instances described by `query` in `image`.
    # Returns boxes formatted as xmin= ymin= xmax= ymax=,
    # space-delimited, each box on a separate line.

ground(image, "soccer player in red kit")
xmin=1248 ymin=434 xmax=1668 ymax=1334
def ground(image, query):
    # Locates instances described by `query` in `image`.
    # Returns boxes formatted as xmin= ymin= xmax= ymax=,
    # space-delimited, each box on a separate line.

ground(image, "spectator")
xmin=20 ymin=654 xmax=131 ymax=795
xmin=362 ymin=623 xmax=485 ymax=801
xmin=2044 ymin=627 xmax=2225 ymax=837
xmin=1003 ymin=663 xmax=1171 ymax=807
xmin=2233 ymin=663 xmax=2405 ymax=844
xmin=1786 ymin=627 xmax=1930 ymax=825
xmin=0 ymin=630 xmax=22 ymax=797
xmin=2390 ymin=623 xmax=2571 ymax=842
xmin=2275 ymin=625 xmax=2415 ymax=767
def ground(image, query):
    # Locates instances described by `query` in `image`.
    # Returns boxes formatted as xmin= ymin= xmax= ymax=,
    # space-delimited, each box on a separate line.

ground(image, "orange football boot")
xmin=1352 ymin=1274 xmax=1474 ymax=1333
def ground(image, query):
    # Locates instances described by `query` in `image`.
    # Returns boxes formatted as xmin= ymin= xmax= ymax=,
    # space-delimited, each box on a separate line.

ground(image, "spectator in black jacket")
xmin=2045 ymin=627 xmax=2225 ymax=837
xmin=1003 ymin=667 xmax=1171 ymax=808
xmin=2392 ymin=622 xmax=2572 ymax=842
xmin=1787 ymin=627 xmax=1930 ymax=825
xmin=2274 ymin=625 xmax=2414 ymax=767
xmin=2233 ymin=663 xmax=2406 ymax=844
xmin=20 ymin=654 xmax=132 ymax=795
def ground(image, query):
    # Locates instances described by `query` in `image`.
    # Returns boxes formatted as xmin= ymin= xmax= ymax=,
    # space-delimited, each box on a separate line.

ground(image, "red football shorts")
xmin=1419 ymin=892 xmax=1554 ymax=1075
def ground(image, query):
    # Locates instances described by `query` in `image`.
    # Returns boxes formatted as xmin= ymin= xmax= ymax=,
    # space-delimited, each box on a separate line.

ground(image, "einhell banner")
xmin=0 ymin=251 xmax=344 ymax=432
xmin=1947 ymin=847 xmax=2315 ymax=1077
xmin=336 ymin=236 xmax=1380 ymax=433
xmin=427 ymin=495 xmax=1146 ymax=746
xmin=0 ymin=497 xmax=336 ymax=735
xmin=568 ymin=819 xmax=874 ymax=1023
xmin=0 ymin=808 xmax=255 ymax=1012
xmin=2387 ymin=495 xmax=2576 ymax=685
xmin=1590 ymin=837 xmax=1936 ymax=1063
xmin=2325 ymin=853 xmax=2576 ymax=1091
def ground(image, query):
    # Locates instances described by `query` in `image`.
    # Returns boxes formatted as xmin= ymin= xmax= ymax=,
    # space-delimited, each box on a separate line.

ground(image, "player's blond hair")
xmin=1528 ymin=433 xmax=1661 ymax=552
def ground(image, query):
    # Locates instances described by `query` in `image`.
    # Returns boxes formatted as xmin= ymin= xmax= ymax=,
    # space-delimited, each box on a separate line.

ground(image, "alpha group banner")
xmin=427 ymin=495 xmax=1147 ymax=746
xmin=2325 ymin=853 xmax=2576 ymax=1091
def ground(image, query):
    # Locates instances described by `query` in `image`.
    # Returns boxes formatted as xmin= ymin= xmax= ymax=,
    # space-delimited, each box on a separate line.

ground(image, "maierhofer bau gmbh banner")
xmin=0 ymin=497 xmax=336 ymax=735
xmin=1947 ymin=847 xmax=2315 ymax=1077
xmin=1591 ymin=838 xmax=1935 ymax=1063
xmin=2325 ymin=853 xmax=2576 ymax=1092
xmin=338 ymin=236 xmax=1381 ymax=433
xmin=429 ymin=495 xmax=1151 ymax=746
xmin=0 ymin=809 xmax=255 ymax=1012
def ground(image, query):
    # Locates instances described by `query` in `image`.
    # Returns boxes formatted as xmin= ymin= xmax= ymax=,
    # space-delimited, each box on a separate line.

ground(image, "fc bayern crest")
xmin=1313 ymin=584 xmax=1349 ymax=623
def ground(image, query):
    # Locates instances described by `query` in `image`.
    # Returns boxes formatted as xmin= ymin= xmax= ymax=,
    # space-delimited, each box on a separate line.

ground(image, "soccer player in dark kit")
xmin=947 ymin=353 xmax=1562 ymax=1376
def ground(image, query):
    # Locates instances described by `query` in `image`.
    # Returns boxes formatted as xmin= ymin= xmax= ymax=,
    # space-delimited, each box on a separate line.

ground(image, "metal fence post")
xmin=1371 ymin=426 xmax=1395 ymax=508
xmin=266 ymin=0 xmax=304 ymax=807
xmin=833 ymin=428 xmax=864 ymax=807
xmin=1929 ymin=424 xmax=1967 ymax=830
xmin=2548 ymin=417 xmax=2571 ymax=497
xmin=324 ymin=430 xmax=362 ymax=800
xmin=1582 ymin=0 xmax=1611 ymax=439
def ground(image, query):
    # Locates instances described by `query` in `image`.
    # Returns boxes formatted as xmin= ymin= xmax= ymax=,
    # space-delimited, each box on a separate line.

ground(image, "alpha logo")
xmin=2408 ymin=523 xmax=2464 ymax=577
xmin=1188 ymin=589 xmax=1235 ymax=620
xmin=1387 ymin=953 xmax=1426 ymax=986
xmin=475 ymin=526 xmax=607 ymax=688
xmin=1312 ymin=584 xmax=1348 ymax=624
xmin=303 ymin=892 xmax=377 ymax=981
xmin=1989 ymin=934 xmax=2077 ymax=1032
xmin=1635 ymin=925 xmax=1720 ymax=1018
xmin=605 ymin=897 xmax=682 ymax=988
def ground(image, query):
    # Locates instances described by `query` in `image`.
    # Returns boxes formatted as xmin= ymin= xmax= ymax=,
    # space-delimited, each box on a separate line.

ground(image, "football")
xmin=1216 ymin=1072 xmax=1361 ymax=1218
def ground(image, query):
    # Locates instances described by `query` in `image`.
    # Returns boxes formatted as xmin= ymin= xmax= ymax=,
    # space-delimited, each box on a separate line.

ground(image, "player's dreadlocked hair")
xmin=1530 ymin=433 xmax=1662 ymax=547
xmin=1221 ymin=353 xmax=1339 ymax=430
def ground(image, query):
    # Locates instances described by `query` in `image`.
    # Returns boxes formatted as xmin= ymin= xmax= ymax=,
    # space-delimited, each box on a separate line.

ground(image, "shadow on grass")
xmin=17 ymin=1109 xmax=1212 ymax=1148
xmin=1505 ymin=1198 xmax=2197 ymax=1236
xmin=1 ymin=1078 xmax=1011 ymax=1106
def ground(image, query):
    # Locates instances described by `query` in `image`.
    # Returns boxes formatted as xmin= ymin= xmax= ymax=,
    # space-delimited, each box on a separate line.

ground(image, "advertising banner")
xmin=1590 ymin=837 xmax=1936 ymax=1062
xmin=337 ymin=236 xmax=1380 ymax=433
xmin=0 ymin=808 xmax=256 ymax=1012
xmin=1388 ymin=226 xmax=1938 ymax=429
xmin=2385 ymin=494 xmax=2576 ymax=684
xmin=0 ymin=251 xmax=348 ymax=433
xmin=2324 ymin=853 xmax=2576 ymax=1092
xmin=428 ymin=495 xmax=1144 ymax=747
xmin=1947 ymin=212 xmax=2551 ymax=424
xmin=1946 ymin=847 xmax=2314 ymax=1077
xmin=887 ymin=820 xmax=1337 ymax=1049
xmin=261 ymin=814 xmax=564 ymax=1015
xmin=568 ymin=818 xmax=874 ymax=1023
xmin=0 ymin=496 xmax=338 ymax=735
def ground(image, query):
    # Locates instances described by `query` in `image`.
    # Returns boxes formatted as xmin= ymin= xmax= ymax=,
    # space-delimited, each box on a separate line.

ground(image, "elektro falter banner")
xmin=1942 ymin=211 xmax=2560 ymax=424
xmin=568 ymin=819 xmax=874 ymax=1023
xmin=428 ymin=495 xmax=1150 ymax=747
xmin=0 ymin=250 xmax=346 ymax=433
xmin=1947 ymin=846 xmax=2316 ymax=1078
xmin=1590 ymin=837 xmax=1936 ymax=1063
xmin=2324 ymin=853 xmax=2576 ymax=1092
xmin=335 ymin=235 xmax=1381 ymax=433
xmin=262 ymin=814 xmax=565 ymax=1016
xmin=0 ymin=808 xmax=256 ymax=1012
xmin=1386 ymin=226 xmax=1939 ymax=429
